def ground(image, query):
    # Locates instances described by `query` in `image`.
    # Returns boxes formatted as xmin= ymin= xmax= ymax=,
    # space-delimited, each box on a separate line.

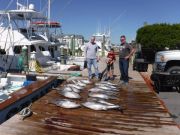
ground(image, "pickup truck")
xmin=151 ymin=50 xmax=180 ymax=93
xmin=152 ymin=50 xmax=180 ymax=73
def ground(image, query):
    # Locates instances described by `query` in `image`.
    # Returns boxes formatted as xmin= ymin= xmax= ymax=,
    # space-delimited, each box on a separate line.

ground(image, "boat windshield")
xmin=19 ymin=28 xmax=45 ymax=40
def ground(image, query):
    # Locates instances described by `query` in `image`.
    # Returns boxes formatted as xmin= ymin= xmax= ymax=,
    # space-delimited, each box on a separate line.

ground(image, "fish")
xmin=105 ymin=85 xmax=117 ymax=89
xmin=53 ymin=86 xmax=81 ymax=93
xmin=82 ymin=101 xmax=107 ymax=110
xmin=51 ymin=99 xmax=80 ymax=109
xmin=67 ymin=84 xmax=84 ymax=90
xmin=89 ymin=91 xmax=118 ymax=97
xmin=77 ymin=80 xmax=86 ymax=87
xmin=89 ymin=92 xmax=117 ymax=100
xmin=87 ymin=98 xmax=115 ymax=106
xmin=97 ymin=86 xmax=111 ymax=90
xmin=71 ymin=80 xmax=77 ymax=84
xmin=63 ymin=87 xmax=73 ymax=92
xmin=72 ymin=80 xmax=86 ymax=87
xmin=95 ymin=82 xmax=118 ymax=89
xmin=80 ymin=79 xmax=91 ymax=84
xmin=88 ymin=88 xmax=105 ymax=92
xmin=98 ymin=86 xmax=118 ymax=91
xmin=96 ymin=82 xmax=117 ymax=87
xmin=52 ymin=87 xmax=72 ymax=92
xmin=82 ymin=101 xmax=123 ymax=112
xmin=59 ymin=91 xmax=81 ymax=99
xmin=68 ymin=86 xmax=81 ymax=93
xmin=89 ymin=87 xmax=118 ymax=94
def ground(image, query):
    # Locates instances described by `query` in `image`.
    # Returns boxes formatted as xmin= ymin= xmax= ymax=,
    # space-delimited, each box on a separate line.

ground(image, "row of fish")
xmin=52 ymin=79 xmax=91 ymax=99
xmin=84 ymin=81 xmax=123 ymax=112
xmin=51 ymin=98 xmax=123 ymax=113
xmin=88 ymin=81 xmax=119 ymax=100
xmin=50 ymin=79 xmax=123 ymax=112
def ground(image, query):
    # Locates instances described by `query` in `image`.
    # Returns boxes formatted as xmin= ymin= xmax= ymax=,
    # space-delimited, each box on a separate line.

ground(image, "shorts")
xmin=107 ymin=63 xmax=114 ymax=71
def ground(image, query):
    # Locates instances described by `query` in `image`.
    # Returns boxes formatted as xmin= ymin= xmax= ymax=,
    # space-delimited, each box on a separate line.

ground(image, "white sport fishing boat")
xmin=92 ymin=32 xmax=112 ymax=56
xmin=31 ymin=21 xmax=64 ymax=61
xmin=0 ymin=3 xmax=55 ymax=72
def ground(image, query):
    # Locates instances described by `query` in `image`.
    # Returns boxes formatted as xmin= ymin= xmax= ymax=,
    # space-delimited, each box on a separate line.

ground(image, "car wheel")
xmin=167 ymin=66 xmax=180 ymax=74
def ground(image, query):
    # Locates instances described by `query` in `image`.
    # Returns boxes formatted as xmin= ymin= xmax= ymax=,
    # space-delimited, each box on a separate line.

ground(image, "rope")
xmin=19 ymin=103 xmax=32 ymax=120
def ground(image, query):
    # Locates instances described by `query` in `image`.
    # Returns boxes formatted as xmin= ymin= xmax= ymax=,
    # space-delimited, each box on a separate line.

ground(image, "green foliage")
xmin=136 ymin=23 xmax=180 ymax=49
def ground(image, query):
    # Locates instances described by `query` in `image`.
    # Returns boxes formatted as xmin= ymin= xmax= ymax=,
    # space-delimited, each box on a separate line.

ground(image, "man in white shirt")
xmin=84 ymin=36 xmax=99 ymax=80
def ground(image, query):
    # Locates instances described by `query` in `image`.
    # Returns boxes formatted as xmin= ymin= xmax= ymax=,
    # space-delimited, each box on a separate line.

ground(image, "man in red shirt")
xmin=105 ymin=48 xmax=116 ymax=81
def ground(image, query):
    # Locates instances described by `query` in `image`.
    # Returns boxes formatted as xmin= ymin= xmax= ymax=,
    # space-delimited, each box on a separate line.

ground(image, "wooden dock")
xmin=0 ymin=58 xmax=180 ymax=135
xmin=0 ymin=76 xmax=57 ymax=124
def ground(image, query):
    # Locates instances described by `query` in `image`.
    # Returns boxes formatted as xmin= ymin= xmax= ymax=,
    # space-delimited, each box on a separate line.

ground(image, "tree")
xmin=136 ymin=23 xmax=180 ymax=50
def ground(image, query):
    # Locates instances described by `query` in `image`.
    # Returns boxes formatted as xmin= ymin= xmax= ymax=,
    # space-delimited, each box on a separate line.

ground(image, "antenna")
xmin=40 ymin=0 xmax=42 ymax=11
xmin=27 ymin=0 xmax=29 ymax=8
xmin=48 ymin=0 xmax=51 ymax=26
xmin=17 ymin=0 xmax=18 ymax=9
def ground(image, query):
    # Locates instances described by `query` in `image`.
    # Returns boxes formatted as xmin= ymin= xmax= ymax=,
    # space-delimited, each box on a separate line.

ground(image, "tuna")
xmin=51 ymin=99 xmax=80 ymax=109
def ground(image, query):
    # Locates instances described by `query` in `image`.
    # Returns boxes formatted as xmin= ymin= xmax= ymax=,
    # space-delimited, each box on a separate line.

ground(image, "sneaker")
xmin=89 ymin=76 xmax=93 ymax=79
xmin=124 ymin=82 xmax=129 ymax=86
xmin=110 ymin=77 xmax=114 ymax=81
xmin=119 ymin=80 xmax=125 ymax=85
xmin=104 ymin=77 xmax=109 ymax=81
xmin=94 ymin=77 xmax=99 ymax=81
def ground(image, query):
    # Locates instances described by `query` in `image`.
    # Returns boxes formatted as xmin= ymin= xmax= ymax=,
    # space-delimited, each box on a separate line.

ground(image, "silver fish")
xmin=89 ymin=91 xmax=118 ymax=97
xmin=95 ymin=83 xmax=118 ymax=89
xmin=80 ymin=79 xmax=91 ymax=84
xmin=68 ymin=86 xmax=81 ymax=93
xmin=105 ymin=85 xmax=117 ymax=89
xmin=82 ymin=101 xmax=107 ymax=110
xmin=89 ymin=88 xmax=118 ymax=95
xmin=97 ymin=86 xmax=111 ymax=90
xmin=97 ymin=86 xmax=118 ymax=92
xmin=72 ymin=80 xmax=77 ymax=84
xmin=59 ymin=91 xmax=81 ymax=99
xmin=88 ymin=88 xmax=104 ymax=92
xmin=63 ymin=87 xmax=73 ymax=92
xmin=77 ymin=80 xmax=86 ymax=87
xmin=82 ymin=101 xmax=121 ymax=111
xmin=67 ymin=84 xmax=83 ymax=90
xmin=96 ymin=82 xmax=117 ymax=86
xmin=97 ymin=100 xmax=116 ymax=106
xmin=87 ymin=98 xmax=115 ymax=106
xmin=52 ymin=86 xmax=80 ymax=94
xmin=51 ymin=99 xmax=80 ymax=109
xmin=89 ymin=92 xmax=117 ymax=100
xmin=72 ymin=80 xmax=86 ymax=87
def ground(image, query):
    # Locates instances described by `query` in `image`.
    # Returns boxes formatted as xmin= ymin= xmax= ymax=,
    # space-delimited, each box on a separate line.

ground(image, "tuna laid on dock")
xmin=0 ymin=58 xmax=180 ymax=135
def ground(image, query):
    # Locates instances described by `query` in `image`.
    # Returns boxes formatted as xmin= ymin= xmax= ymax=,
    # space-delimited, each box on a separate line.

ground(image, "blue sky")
xmin=0 ymin=0 xmax=180 ymax=44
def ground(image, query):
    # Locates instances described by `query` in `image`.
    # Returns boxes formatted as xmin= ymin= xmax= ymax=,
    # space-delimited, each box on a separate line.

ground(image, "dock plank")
xmin=0 ymin=58 xmax=180 ymax=135
xmin=0 ymin=79 xmax=180 ymax=135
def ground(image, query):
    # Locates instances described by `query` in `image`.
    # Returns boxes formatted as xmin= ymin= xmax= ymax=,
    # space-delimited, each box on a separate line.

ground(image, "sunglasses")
xmin=120 ymin=38 xmax=125 ymax=41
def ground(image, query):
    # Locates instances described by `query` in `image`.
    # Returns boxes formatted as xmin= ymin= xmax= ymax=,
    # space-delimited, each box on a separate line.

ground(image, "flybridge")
xmin=0 ymin=10 xmax=47 ymax=20
xmin=31 ymin=21 xmax=61 ymax=28
xmin=0 ymin=2 xmax=46 ymax=20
